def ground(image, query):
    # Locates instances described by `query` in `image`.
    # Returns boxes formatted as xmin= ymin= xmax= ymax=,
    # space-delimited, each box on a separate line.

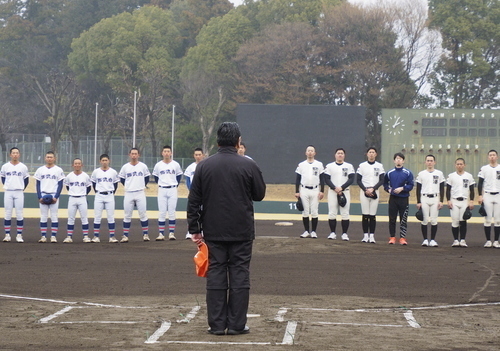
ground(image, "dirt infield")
xmin=1 ymin=219 xmax=499 ymax=350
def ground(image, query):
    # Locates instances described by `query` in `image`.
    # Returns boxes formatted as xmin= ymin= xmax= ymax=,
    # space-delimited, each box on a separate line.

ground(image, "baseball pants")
xmin=420 ymin=196 xmax=439 ymax=225
xmin=483 ymin=192 xmax=500 ymax=226
xmin=157 ymin=187 xmax=178 ymax=222
xmin=67 ymin=196 xmax=88 ymax=226
xmin=123 ymin=190 xmax=148 ymax=222
xmin=3 ymin=190 xmax=24 ymax=221
xmin=449 ymin=198 xmax=468 ymax=227
xmin=94 ymin=193 xmax=115 ymax=225
xmin=300 ymin=187 xmax=320 ymax=217
xmin=328 ymin=189 xmax=350 ymax=220
xmin=39 ymin=194 xmax=59 ymax=222
xmin=360 ymin=190 xmax=380 ymax=215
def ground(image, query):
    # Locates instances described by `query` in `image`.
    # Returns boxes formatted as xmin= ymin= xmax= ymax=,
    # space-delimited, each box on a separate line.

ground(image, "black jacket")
xmin=187 ymin=146 xmax=266 ymax=241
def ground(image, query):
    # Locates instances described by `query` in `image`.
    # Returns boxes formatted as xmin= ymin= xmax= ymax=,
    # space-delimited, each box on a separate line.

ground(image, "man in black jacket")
xmin=187 ymin=122 xmax=266 ymax=336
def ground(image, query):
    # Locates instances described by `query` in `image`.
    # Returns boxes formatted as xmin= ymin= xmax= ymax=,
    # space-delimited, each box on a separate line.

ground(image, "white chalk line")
xmin=314 ymin=321 xmax=403 ymax=328
xmin=274 ymin=307 xmax=288 ymax=322
xmin=145 ymin=321 xmax=172 ymax=344
xmin=164 ymin=341 xmax=273 ymax=345
xmin=177 ymin=306 xmax=200 ymax=323
xmin=281 ymin=321 xmax=297 ymax=345
xmin=403 ymin=311 xmax=421 ymax=328
xmin=39 ymin=306 xmax=74 ymax=323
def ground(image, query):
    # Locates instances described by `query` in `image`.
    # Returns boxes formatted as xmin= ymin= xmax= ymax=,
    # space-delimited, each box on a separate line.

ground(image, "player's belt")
xmin=98 ymin=191 xmax=112 ymax=195
xmin=70 ymin=195 xmax=85 ymax=198
xmin=423 ymin=194 xmax=437 ymax=198
xmin=302 ymin=185 xmax=318 ymax=189
xmin=455 ymin=197 xmax=465 ymax=201
xmin=160 ymin=185 xmax=177 ymax=188
xmin=485 ymin=191 xmax=499 ymax=195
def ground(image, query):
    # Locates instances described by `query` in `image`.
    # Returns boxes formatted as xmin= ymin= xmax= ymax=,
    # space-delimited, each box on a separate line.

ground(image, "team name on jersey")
xmin=374 ymin=168 xmax=380 ymax=176
xmin=342 ymin=168 xmax=348 ymax=177
xmin=126 ymin=171 xmax=145 ymax=177
xmin=68 ymin=181 xmax=88 ymax=187
xmin=39 ymin=174 xmax=60 ymax=180
xmin=312 ymin=167 xmax=320 ymax=176
xmin=497 ymin=171 xmax=500 ymax=180
xmin=463 ymin=179 xmax=469 ymax=188
xmin=4 ymin=171 xmax=24 ymax=177
xmin=158 ymin=169 xmax=177 ymax=175
xmin=96 ymin=177 xmax=115 ymax=183
xmin=433 ymin=175 xmax=439 ymax=184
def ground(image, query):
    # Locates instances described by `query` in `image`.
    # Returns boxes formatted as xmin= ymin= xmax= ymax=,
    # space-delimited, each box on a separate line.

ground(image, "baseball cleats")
xmin=421 ymin=239 xmax=429 ymax=246
xmin=168 ymin=232 xmax=176 ymax=240
xmin=83 ymin=236 xmax=91 ymax=243
xmin=50 ymin=236 xmax=57 ymax=243
xmin=493 ymin=241 xmax=500 ymax=248
xmin=185 ymin=233 xmax=192 ymax=240
xmin=310 ymin=231 xmax=318 ymax=239
xmin=3 ymin=234 xmax=11 ymax=242
xmin=38 ymin=236 xmax=47 ymax=243
xmin=300 ymin=231 xmax=310 ymax=238
xmin=63 ymin=237 xmax=73 ymax=243
xmin=484 ymin=240 xmax=492 ymax=248
xmin=328 ymin=232 xmax=337 ymax=240
xmin=429 ymin=240 xmax=438 ymax=247
xmin=369 ymin=234 xmax=376 ymax=244
xmin=207 ymin=328 xmax=225 ymax=336
xmin=120 ymin=236 xmax=129 ymax=243
xmin=227 ymin=326 xmax=250 ymax=335
xmin=91 ymin=237 xmax=100 ymax=243
xmin=459 ymin=240 xmax=468 ymax=247
xmin=399 ymin=238 xmax=408 ymax=245
xmin=361 ymin=234 xmax=369 ymax=242
xmin=451 ymin=240 xmax=460 ymax=247
xmin=156 ymin=234 xmax=165 ymax=241
xmin=16 ymin=235 xmax=24 ymax=243
xmin=341 ymin=233 xmax=349 ymax=241
xmin=109 ymin=237 xmax=118 ymax=243
xmin=143 ymin=234 xmax=150 ymax=241
xmin=388 ymin=237 xmax=396 ymax=244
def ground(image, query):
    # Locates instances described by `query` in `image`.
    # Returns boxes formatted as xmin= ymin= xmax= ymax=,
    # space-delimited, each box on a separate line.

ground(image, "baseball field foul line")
xmin=145 ymin=321 xmax=172 ymax=344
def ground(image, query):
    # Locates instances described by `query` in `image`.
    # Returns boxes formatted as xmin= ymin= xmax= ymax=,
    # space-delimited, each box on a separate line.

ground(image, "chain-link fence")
xmin=2 ymin=134 xmax=192 ymax=173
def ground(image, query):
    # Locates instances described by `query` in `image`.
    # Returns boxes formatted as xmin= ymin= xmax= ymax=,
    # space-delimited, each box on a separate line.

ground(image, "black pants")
xmin=388 ymin=196 xmax=409 ymax=238
xmin=205 ymin=240 xmax=253 ymax=331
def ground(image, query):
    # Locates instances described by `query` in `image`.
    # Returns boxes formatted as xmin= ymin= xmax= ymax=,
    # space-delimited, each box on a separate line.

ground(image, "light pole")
xmin=171 ymin=105 xmax=175 ymax=155
xmin=94 ymin=102 xmax=98 ymax=170
xmin=133 ymin=91 xmax=137 ymax=147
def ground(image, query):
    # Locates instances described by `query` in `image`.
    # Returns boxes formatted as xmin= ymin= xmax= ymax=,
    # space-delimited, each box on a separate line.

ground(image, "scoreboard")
xmin=382 ymin=109 xmax=499 ymax=178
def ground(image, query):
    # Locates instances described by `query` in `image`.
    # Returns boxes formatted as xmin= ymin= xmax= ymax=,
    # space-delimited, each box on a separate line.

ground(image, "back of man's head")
xmin=217 ymin=122 xmax=241 ymax=147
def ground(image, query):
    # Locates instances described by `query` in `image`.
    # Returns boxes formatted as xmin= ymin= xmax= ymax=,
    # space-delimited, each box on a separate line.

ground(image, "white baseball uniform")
xmin=64 ymin=171 xmax=91 ymax=226
xmin=478 ymin=164 xmax=500 ymax=226
xmin=153 ymin=160 xmax=183 ymax=227
xmin=325 ymin=161 xmax=354 ymax=220
xmin=1 ymin=161 xmax=29 ymax=221
xmin=184 ymin=161 xmax=198 ymax=190
xmin=91 ymin=167 xmax=119 ymax=225
xmin=296 ymin=159 xmax=324 ymax=217
xmin=416 ymin=169 xmax=445 ymax=225
xmin=119 ymin=162 xmax=150 ymax=222
xmin=34 ymin=165 xmax=66 ymax=222
xmin=357 ymin=161 xmax=385 ymax=215
xmin=447 ymin=171 xmax=475 ymax=227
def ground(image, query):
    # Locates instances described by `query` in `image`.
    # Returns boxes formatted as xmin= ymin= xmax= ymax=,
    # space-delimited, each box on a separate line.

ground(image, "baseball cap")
xmin=296 ymin=197 xmax=304 ymax=211
xmin=42 ymin=194 xmax=53 ymax=205
xmin=194 ymin=242 xmax=208 ymax=278
xmin=415 ymin=208 xmax=424 ymax=221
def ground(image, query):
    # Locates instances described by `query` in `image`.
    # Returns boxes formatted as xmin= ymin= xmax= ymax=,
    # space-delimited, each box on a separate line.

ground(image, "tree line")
xmin=0 ymin=0 xmax=498 ymax=158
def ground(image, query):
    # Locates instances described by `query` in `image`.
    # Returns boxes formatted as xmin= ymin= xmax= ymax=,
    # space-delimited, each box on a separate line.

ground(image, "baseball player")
xmin=324 ymin=148 xmax=355 ymax=241
xmin=416 ymin=155 xmax=445 ymax=247
xmin=295 ymin=145 xmax=324 ymax=238
xmin=237 ymin=142 xmax=253 ymax=160
xmin=356 ymin=147 xmax=385 ymax=243
xmin=34 ymin=151 xmax=65 ymax=243
xmin=63 ymin=158 xmax=92 ymax=243
xmin=118 ymin=148 xmax=151 ymax=242
xmin=383 ymin=152 xmax=414 ymax=245
xmin=477 ymin=149 xmax=500 ymax=248
xmin=91 ymin=154 xmax=119 ymax=243
xmin=446 ymin=158 xmax=475 ymax=247
xmin=1 ymin=147 xmax=29 ymax=243
xmin=152 ymin=145 xmax=183 ymax=241
xmin=183 ymin=147 xmax=204 ymax=239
